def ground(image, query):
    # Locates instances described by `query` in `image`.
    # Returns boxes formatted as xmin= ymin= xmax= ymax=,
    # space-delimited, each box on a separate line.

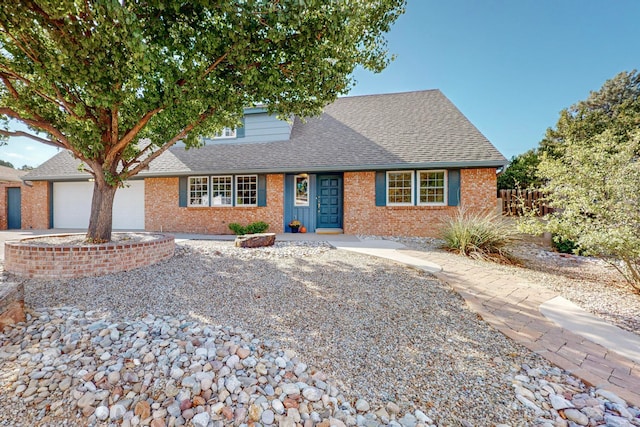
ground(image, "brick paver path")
xmin=401 ymin=249 xmax=640 ymax=407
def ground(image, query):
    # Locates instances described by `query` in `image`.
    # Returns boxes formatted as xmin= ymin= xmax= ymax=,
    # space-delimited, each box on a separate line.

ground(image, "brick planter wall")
xmin=4 ymin=233 xmax=175 ymax=279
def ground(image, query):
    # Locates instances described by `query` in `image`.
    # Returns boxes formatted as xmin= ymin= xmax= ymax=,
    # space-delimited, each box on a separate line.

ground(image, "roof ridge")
xmin=336 ymin=89 xmax=442 ymax=100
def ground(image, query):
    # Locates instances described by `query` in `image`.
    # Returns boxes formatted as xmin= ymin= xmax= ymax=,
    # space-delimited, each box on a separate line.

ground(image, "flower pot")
xmin=290 ymin=226 xmax=299 ymax=233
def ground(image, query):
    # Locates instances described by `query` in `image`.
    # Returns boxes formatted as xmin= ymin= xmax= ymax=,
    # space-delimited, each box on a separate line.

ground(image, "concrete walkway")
xmin=329 ymin=239 xmax=640 ymax=407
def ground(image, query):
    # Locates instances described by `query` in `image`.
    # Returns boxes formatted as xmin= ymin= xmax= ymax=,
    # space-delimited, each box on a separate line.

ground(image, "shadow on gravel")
xmin=20 ymin=241 xmax=548 ymax=425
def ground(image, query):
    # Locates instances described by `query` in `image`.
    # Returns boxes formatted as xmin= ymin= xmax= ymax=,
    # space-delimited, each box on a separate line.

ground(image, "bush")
xmin=228 ymin=221 xmax=269 ymax=235
xmin=440 ymin=209 xmax=518 ymax=261
xmin=552 ymin=235 xmax=581 ymax=254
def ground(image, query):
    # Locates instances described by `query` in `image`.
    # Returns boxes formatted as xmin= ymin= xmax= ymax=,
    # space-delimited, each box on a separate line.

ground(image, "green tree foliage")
xmin=521 ymin=70 xmax=640 ymax=292
xmin=0 ymin=0 xmax=405 ymax=241
xmin=0 ymin=159 xmax=13 ymax=168
xmin=497 ymin=149 xmax=542 ymax=190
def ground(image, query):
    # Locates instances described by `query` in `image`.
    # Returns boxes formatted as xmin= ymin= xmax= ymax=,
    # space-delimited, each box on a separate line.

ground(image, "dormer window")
xmin=213 ymin=127 xmax=236 ymax=139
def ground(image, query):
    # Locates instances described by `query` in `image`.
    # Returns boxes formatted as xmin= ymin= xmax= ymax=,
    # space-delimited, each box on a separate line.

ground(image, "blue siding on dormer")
xmin=200 ymin=112 xmax=292 ymax=146
xmin=240 ymin=113 xmax=292 ymax=143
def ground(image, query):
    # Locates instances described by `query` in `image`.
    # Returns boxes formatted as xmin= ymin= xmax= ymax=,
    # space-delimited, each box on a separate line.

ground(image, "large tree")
xmin=0 ymin=0 xmax=405 ymax=241
xmin=521 ymin=70 xmax=640 ymax=292
xmin=497 ymin=148 xmax=542 ymax=190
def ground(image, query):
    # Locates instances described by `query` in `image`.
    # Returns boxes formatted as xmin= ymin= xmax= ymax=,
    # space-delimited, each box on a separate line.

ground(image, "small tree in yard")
xmin=520 ymin=70 xmax=640 ymax=293
xmin=0 ymin=0 xmax=405 ymax=242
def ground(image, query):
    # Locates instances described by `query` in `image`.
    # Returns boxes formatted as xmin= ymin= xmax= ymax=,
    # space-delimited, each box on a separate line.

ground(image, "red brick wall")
xmin=145 ymin=174 xmax=285 ymax=234
xmin=460 ymin=168 xmax=497 ymax=212
xmin=343 ymin=169 xmax=497 ymax=237
xmin=4 ymin=233 xmax=174 ymax=279
xmin=21 ymin=181 xmax=50 ymax=230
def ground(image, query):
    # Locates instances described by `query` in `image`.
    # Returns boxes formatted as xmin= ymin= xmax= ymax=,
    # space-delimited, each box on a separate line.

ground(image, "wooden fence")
xmin=499 ymin=189 xmax=553 ymax=216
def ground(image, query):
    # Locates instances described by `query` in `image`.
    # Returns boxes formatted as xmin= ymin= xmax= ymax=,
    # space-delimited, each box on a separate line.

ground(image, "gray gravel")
xmin=2 ymin=240 xmax=639 ymax=426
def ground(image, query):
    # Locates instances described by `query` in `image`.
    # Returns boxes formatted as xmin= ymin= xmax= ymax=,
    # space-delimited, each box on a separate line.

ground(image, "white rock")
xmin=192 ymin=412 xmax=210 ymax=427
xmin=596 ymin=389 xmax=627 ymax=405
xmin=281 ymin=383 xmax=300 ymax=395
xmin=563 ymin=408 xmax=588 ymax=425
xmin=170 ymin=367 xmax=184 ymax=380
xmin=110 ymin=404 xmax=126 ymax=421
xmin=95 ymin=406 xmax=109 ymax=421
xmin=355 ymin=398 xmax=370 ymax=412
xmin=226 ymin=354 xmax=240 ymax=368
xmin=262 ymin=409 xmax=275 ymax=424
xmin=302 ymin=387 xmax=322 ymax=402
xmin=550 ymin=394 xmax=574 ymax=410
xmin=294 ymin=363 xmax=308 ymax=376
xmin=225 ymin=376 xmax=241 ymax=393
xmin=272 ymin=399 xmax=285 ymax=414
xmin=275 ymin=357 xmax=287 ymax=368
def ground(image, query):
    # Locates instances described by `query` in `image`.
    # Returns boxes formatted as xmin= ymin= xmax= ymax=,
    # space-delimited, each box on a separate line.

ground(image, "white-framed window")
xmin=211 ymin=175 xmax=233 ymax=206
xmin=213 ymin=127 xmax=237 ymax=139
xmin=235 ymin=175 xmax=257 ymax=206
xmin=294 ymin=174 xmax=309 ymax=206
xmin=188 ymin=176 xmax=209 ymax=207
xmin=418 ymin=170 xmax=447 ymax=205
xmin=386 ymin=171 xmax=414 ymax=205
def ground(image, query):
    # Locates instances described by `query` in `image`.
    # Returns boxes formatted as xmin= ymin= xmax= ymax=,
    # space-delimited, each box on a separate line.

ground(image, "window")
xmin=213 ymin=127 xmax=236 ymax=139
xmin=235 ymin=175 xmax=257 ymax=206
xmin=418 ymin=170 xmax=447 ymax=205
xmin=386 ymin=171 xmax=414 ymax=205
xmin=188 ymin=176 xmax=209 ymax=207
xmin=294 ymin=174 xmax=309 ymax=206
xmin=211 ymin=176 xmax=233 ymax=206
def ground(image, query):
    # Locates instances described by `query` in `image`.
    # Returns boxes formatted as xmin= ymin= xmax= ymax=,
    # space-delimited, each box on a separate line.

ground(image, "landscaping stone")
xmin=234 ymin=232 xmax=276 ymax=248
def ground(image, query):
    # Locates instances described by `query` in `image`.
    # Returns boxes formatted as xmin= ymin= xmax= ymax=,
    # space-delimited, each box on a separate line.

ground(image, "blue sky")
xmin=1 ymin=0 xmax=639 ymax=166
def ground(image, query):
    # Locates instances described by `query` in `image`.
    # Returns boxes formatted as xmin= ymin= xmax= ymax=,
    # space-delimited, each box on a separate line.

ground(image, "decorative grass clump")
xmin=440 ymin=209 xmax=518 ymax=262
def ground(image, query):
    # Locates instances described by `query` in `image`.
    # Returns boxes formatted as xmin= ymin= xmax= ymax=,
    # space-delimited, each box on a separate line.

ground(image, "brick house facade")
xmin=18 ymin=90 xmax=506 ymax=237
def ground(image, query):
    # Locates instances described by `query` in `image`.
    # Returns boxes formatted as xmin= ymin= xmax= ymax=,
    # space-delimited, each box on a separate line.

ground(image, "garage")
xmin=53 ymin=181 xmax=145 ymax=230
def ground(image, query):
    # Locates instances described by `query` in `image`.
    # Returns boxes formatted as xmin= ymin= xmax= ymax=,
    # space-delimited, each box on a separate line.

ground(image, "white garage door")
xmin=53 ymin=181 xmax=145 ymax=230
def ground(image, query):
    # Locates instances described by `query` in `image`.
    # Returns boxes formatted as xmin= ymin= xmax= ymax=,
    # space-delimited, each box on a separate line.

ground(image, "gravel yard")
xmin=2 ymin=239 xmax=639 ymax=426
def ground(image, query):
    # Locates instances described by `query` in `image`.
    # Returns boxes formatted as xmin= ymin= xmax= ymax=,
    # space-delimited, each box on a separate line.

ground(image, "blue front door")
xmin=7 ymin=187 xmax=21 ymax=229
xmin=316 ymin=175 xmax=342 ymax=229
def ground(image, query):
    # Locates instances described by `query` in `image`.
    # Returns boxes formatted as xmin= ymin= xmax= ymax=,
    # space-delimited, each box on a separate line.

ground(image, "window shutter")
xmin=236 ymin=117 xmax=246 ymax=138
xmin=375 ymin=171 xmax=386 ymax=206
xmin=448 ymin=169 xmax=460 ymax=206
xmin=179 ymin=177 xmax=188 ymax=207
xmin=257 ymin=174 xmax=267 ymax=206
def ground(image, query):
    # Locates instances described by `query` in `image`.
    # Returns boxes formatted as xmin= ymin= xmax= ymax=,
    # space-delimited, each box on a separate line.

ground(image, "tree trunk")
xmin=86 ymin=178 xmax=118 ymax=242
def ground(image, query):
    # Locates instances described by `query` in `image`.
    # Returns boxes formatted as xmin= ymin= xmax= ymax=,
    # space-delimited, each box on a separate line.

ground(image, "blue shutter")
xmin=448 ymin=169 xmax=460 ymax=206
xmin=257 ymin=174 xmax=267 ymax=206
xmin=236 ymin=117 xmax=246 ymax=138
xmin=179 ymin=177 xmax=188 ymax=207
xmin=375 ymin=171 xmax=386 ymax=206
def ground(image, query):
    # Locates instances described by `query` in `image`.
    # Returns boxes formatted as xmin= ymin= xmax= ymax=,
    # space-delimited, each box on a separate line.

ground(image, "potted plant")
xmin=289 ymin=220 xmax=301 ymax=233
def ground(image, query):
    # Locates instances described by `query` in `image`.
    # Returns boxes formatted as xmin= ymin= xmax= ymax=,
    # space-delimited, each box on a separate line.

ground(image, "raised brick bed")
xmin=4 ymin=233 xmax=175 ymax=279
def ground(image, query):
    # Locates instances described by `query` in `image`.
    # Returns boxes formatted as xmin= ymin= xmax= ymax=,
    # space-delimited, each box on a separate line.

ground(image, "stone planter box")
xmin=4 ymin=233 xmax=175 ymax=279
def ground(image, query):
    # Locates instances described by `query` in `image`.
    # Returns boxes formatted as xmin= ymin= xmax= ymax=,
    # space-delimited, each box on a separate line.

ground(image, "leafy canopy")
xmin=0 ymin=0 xmax=406 ymax=181
xmin=520 ymin=70 xmax=640 ymax=291
xmin=497 ymin=148 xmax=542 ymax=190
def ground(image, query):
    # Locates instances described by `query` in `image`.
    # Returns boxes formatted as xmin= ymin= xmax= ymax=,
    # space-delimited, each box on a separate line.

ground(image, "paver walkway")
xmin=330 ymin=239 xmax=640 ymax=407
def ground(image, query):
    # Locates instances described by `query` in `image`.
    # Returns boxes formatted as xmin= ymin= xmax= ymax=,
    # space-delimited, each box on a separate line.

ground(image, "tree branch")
xmin=202 ymin=52 xmax=229 ymax=78
xmin=0 ymin=129 xmax=62 ymax=148
xmin=0 ymin=107 xmax=70 ymax=148
xmin=105 ymin=105 xmax=164 ymax=167
xmin=123 ymin=109 xmax=215 ymax=178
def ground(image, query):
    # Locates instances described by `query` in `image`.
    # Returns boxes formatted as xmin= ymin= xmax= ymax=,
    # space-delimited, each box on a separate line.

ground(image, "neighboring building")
xmin=0 ymin=165 xmax=26 ymax=230
xmin=16 ymin=90 xmax=506 ymax=237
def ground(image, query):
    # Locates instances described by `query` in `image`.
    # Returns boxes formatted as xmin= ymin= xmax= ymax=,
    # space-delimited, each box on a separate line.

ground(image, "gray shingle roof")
xmin=25 ymin=90 xmax=506 ymax=180
xmin=0 ymin=165 xmax=27 ymax=182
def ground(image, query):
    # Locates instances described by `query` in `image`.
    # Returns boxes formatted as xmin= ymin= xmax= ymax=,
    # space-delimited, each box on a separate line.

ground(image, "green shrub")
xmin=246 ymin=221 xmax=269 ymax=234
xmin=228 ymin=221 xmax=269 ymax=235
xmin=552 ymin=235 xmax=582 ymax=255
xmin=440 ymin=209 xmax=518 ymax=261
